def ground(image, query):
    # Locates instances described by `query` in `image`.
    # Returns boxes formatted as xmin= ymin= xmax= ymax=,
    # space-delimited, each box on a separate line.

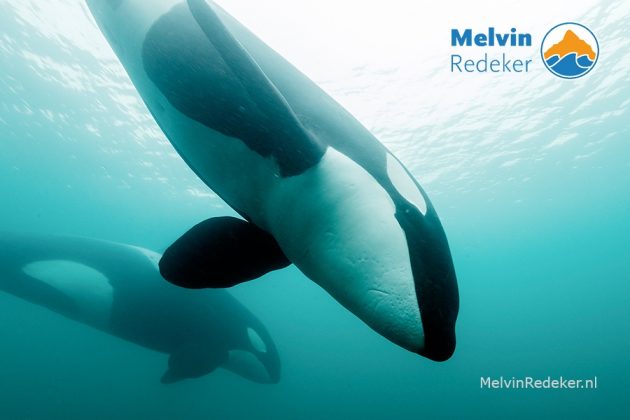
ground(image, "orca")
xmin=0 ymin=232 xmax=280 ymax=384
xmin=86 ymin=0 xmax=459 ymax=361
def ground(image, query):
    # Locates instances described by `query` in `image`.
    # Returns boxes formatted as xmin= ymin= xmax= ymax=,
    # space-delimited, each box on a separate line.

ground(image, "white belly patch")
xmin=265 ymin=148 xmax=425 ymax=352
xmin=22 ymin=260 xmax=114 ymax=328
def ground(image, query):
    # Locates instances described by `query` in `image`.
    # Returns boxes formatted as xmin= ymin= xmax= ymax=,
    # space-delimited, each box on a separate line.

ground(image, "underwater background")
xmin=0 ymin=0 xmax=628 ymax=418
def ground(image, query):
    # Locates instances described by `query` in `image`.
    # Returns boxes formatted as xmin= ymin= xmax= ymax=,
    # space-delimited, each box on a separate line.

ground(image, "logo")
xmin=541 ymin=23 xmax=599 ymax=79
xmin=450 ymin=28 xmax=533 ymax=73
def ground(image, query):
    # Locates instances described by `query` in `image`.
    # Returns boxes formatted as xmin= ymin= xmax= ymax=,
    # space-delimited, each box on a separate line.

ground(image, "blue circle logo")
xmin=541 ymin=23 xmax=599 ymax=79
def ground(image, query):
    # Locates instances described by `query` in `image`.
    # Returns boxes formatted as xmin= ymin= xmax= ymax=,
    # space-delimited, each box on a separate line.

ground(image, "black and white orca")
xmin=0 ymin=232 xmax=280 ymax=383
xmin=87 ymin=0 xmax=459 ymax=361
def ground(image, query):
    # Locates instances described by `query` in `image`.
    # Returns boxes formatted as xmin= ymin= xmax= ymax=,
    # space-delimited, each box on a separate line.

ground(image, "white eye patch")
xmin=247 ymin=327 xmax=267 ymax=353
xmin=386 ymin=154 xmax=427 ymax=215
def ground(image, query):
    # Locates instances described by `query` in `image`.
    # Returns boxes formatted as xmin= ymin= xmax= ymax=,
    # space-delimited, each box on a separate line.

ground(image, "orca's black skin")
xmin=159 ymin=217 xmax=291 ymax=289
xmin=0 ymin=232 xmax=281 ymax=384
xmin=141 ymin=1 xmax=459 ymax=360
xmin=142 ymin=3 xmax=324 ymax=177
xmin=394 ymin=202 xmax=458 ymax=361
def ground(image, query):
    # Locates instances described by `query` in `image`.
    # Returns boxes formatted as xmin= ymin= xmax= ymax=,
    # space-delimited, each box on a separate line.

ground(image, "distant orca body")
xmin=0 ymin=232 xmax=280 ymax=384
xmin=87 ymin=0 xmax=459 ymax=360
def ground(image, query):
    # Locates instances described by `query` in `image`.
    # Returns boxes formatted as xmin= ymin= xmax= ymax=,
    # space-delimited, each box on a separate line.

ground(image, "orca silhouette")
xmin=0 ymin=232 xmax=280 ymax=383
xmin=87 ymin=0 xmax=459 ymax=360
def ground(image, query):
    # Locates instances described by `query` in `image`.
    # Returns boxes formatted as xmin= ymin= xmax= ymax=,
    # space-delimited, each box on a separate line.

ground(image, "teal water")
xmin=1 ymin=0 xmax=629 ymax=419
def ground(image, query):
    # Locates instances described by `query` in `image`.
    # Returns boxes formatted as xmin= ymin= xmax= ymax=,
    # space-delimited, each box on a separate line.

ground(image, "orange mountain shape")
xmin=544 ymin=30 xmax=596 ymax=60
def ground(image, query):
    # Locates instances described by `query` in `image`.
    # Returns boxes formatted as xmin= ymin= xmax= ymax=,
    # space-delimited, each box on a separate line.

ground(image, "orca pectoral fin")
xmin=159 ymin=217 xmax=290 ymax=289
xmin=186 ymin=0 xmax=324 ymax=176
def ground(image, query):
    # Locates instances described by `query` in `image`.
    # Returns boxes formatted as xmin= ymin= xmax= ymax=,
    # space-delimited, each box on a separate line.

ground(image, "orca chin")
xmin=419 ymin=329 xmax=457 ymax=362
xmin=223 ymin=350 xmax=280 ymax=384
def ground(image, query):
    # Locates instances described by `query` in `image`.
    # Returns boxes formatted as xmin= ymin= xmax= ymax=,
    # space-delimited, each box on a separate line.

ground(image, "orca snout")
xmin=418 ymin=319 xmax=456 ymax=362
xmin=222 ymin=326 xmax=281 ymax=384
xmin=393 ymin=201 xmax=459 ymax=362
xmin=412 ymin=258 xmax=458 ymax=362
xmin=247 ymin=326 xmax=281 ymax=384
